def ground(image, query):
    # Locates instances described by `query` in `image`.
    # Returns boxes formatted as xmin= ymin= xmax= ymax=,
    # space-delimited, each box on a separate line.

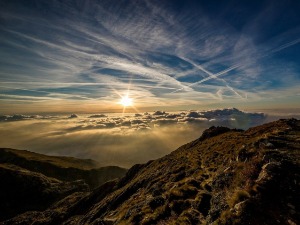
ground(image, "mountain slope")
xmin=0 ymin=148 xmax=127 ymax=189
xmin=2 ymin=119 xmax=299 ymax=225
xmin=0 ymin=163 xmax=88 ymax=221
xmin=0 ymin=149 xmax=127 ymax=221
xmin=0 ymin=148 xmax=100 ymax=169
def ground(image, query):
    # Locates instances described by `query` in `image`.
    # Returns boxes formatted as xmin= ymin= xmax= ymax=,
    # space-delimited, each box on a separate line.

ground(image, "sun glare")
xmin=120 ymin=96 xmax=133 ymax=107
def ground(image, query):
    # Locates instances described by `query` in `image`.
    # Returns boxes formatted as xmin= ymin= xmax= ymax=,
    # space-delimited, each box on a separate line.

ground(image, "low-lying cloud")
xmin=0 ymin=108 xmax=268 ymax=167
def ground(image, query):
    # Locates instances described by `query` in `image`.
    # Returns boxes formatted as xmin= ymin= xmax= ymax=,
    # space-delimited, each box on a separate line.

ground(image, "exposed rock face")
xmin=1 ymin=119 xmax=299 ymax=225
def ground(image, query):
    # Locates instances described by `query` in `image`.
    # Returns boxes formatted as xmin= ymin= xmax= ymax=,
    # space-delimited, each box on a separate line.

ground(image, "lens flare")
xmin=120 ymin=96 xmax=133 ymax=107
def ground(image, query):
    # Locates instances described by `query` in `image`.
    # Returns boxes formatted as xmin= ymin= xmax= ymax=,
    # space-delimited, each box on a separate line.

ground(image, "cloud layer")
xmin=0 ymin=108 xmax=270 ymax=167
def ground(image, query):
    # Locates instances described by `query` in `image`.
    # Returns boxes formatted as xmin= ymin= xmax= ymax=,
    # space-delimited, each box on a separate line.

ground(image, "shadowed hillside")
xmin=0 ymin=148 xmax=127 ymax=189
xmin=1 ymin=119 xmax=299 ymax=225
xmin=0 ymin=149 xmax=127 ymax=221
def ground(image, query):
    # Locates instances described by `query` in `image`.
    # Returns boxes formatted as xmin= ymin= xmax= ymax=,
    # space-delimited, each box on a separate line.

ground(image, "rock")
xmin=265 ymin=142 xmax=275 ymax=148
xmin=233 ymin=200 xmax=248 ymax=215
xmin=256 ymin=162 xmax=281 ymax=183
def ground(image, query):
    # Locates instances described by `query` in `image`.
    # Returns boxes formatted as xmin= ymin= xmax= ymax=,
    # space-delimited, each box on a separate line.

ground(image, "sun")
xmin=120 ymin=96 xmax=133 ymax=107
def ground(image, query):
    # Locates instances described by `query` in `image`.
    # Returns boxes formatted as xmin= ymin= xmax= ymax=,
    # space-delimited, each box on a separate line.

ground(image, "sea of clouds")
xmin=0 ymin=108 xmax=277 ymax=167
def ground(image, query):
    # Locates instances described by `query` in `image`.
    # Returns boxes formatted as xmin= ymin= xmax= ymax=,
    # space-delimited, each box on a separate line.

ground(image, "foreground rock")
xmin=2 ymin=119 xmax=299 ymax=224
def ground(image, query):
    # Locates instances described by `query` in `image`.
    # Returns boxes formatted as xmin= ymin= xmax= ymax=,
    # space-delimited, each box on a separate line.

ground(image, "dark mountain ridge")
xmin=0 ymin=148 xmax=127 ymax=189
xmin=0 ymin=148 xmax=127 ymax=222
xmin=1 ymin=119 xmax=299 ymax=224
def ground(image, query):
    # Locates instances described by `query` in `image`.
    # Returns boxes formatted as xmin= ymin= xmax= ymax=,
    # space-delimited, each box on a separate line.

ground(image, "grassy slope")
xmin=67 ymin=119 xmax=300 ymax=224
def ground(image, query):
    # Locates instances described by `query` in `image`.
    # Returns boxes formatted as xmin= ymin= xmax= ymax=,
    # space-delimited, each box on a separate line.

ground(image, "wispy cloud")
xmin=0 ymin=0 xmax=299 ymax=113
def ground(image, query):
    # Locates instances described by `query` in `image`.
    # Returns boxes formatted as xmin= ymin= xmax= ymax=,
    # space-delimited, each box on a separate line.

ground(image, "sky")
xmin=0 ymin=0 xmax=300 ymax=114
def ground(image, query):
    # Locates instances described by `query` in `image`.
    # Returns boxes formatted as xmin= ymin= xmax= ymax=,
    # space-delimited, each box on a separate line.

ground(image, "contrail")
xmin=171 ymin=38 xmax=300 ymax=94
xmin=270 ymin=38 xmax=300 ymax=54
xmin=181 ymin=57 xmax=216 ymax=79
xmin=178 ymin=57 xmax=243 ymax=98
xmin=171 ymin=63 xmax=240 ymax=93
xmin=226 ymin=85 xmax=243 ymax=98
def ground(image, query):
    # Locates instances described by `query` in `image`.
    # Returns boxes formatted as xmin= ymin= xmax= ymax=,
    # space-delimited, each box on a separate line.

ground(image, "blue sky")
xmin=0 ymin=0 xmax=300 ymax=113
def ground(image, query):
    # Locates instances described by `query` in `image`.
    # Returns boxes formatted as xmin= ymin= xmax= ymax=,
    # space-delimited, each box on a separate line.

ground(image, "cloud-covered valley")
xmin=0 ymin=108 xmax=270 ymax=167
